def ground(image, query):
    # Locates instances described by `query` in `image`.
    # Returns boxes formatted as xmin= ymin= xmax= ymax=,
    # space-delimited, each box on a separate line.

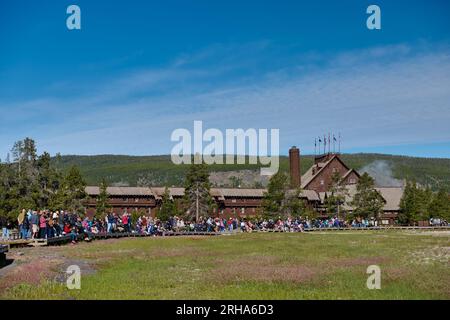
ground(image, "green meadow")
xmin=1 ymin=231 xmax=449 ymax=299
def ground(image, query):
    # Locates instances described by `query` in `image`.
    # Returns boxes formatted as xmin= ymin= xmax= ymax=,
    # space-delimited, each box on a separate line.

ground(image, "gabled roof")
xmin=319 ymin=184 xmax=403 ymax=212
xmin=301 ymin=154 xmax=350 ymax=188
xmin=300 ymin=189 xmax=320 ymax=201
xmin=375 ymin=187 xmax=404 ymax=211
xmin=342 ymin=168 xmax=360 ymax=181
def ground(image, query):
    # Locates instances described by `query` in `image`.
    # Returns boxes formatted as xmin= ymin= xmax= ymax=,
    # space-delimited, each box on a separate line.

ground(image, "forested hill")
xmin=52 ymin=153 xmax=450 ymax=191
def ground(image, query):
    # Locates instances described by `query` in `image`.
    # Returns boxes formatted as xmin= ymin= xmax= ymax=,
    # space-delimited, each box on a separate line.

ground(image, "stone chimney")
xmin=289 ymin=146 xmax=301 ymax=188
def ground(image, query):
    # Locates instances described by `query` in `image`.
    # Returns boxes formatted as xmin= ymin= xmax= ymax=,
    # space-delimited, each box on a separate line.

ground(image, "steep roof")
xmin=319 ymin=184 xmax=403 ymax=212
xmin=376 ymin=187 xmax=404 ymax=211
xmin=342 ymin=168 xmax=360 ymax=180
xmin=301 ymin=154 xmax=349 ymax=188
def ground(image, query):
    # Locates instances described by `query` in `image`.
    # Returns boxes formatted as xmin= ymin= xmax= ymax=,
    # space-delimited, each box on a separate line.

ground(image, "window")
xmin=320 ymin=180 xmax=324 ymax=185
xmin=241 ymin=208 xmax=245 ymax=214
xmin=349 ymin=178 xmax=356 ymax=184
xmin=332 ymin=167 xmax=338 ymax=173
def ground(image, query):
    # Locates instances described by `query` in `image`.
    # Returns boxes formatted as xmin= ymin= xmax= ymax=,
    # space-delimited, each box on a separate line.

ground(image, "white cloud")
xmin=1 ymin=42 xmax=449 ymax=157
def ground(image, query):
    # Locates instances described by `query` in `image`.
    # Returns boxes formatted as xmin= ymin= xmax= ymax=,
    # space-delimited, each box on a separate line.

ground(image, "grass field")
xmin=1 ymin=231 xmax=449 ymax=299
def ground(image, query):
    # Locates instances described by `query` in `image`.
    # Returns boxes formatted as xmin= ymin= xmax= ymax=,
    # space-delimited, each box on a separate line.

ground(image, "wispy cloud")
xmin=1 ymin=42 xmax=449 ymax=158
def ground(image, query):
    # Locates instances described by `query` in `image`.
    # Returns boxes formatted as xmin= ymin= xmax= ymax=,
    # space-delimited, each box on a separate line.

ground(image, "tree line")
xmin=1 ymin=139 xmax=449 ymax=224
xmin=398 ymin=180 xmax=450 ymax=224
xmin=0 ymin=138 xmax=87 ymax=222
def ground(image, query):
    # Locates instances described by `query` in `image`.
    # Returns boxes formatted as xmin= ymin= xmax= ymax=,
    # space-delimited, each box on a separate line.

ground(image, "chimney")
xmin=289 ymin=146 xmax=301 ymax=188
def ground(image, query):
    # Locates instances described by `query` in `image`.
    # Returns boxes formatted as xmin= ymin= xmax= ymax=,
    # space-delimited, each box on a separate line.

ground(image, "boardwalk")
xmin=1 ymin=226 xmax=449 ymax=248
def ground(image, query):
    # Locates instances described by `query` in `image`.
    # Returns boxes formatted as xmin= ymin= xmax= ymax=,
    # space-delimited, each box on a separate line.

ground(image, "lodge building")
xmin=85 ymin=147 xmax=404 ymax=224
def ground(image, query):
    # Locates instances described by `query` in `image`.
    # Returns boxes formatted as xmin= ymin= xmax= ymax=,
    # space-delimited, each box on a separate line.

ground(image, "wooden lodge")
xmin=85 ymin=147 xmax=403 ymax=222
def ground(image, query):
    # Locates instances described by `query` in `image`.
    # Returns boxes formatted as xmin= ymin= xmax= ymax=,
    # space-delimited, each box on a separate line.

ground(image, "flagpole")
xmin=318 ymin=137 xmax=320 ymax=156
xmin=328 ymin=132 xmax=330 ymax=154
xmin=314 ymin=138 xmax=316 ymax=156
xmin=339 ymin=133 xmax=341 ymax=154
xmin=333 ymin=134 xmax=335 ymax=153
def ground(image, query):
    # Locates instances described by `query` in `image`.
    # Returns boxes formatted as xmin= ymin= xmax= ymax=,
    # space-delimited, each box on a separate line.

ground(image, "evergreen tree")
xmin=59 ymin=165 xmax=87 ymax=214
xmin=398 ymin=179 xmax=433 ymax=224
xmin=158 ymin=187 xmax=176 ymax=221
xmin=428 ymin=189 xmax=450 ymax=221
xmin=36 ymin=151 xmax=63 ymax=209
xmin=96 ymin=178 xmax=110 ymax=218
xmin=351 ymin=173 xmax=385 ymax=219
xmin=10 ymin=138 xmax=39 ymax=212
xmin=184 ymin=155 xmax=213 ymax=221
xmin=229 ymin=176 xmax=242 ymax=188
xmin=284 ymin=187 xmax=306 ymax=217
xmin=325 ymin=171 xmax=349 ymax=217
xmin=262 ymin=171 xmax=288 ymax=219
xmin=262 ymin=172 xmax=305 ymax=219
xmin=398 ymin=180 xmax=417 ymax=224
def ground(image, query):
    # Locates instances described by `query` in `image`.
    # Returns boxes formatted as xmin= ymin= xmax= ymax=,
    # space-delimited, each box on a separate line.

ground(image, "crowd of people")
xmin=1 ymin=210 xmax=448 ymax=244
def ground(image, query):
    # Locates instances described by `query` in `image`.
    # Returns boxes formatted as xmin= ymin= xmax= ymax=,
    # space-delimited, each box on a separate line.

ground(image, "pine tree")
xmin=158 ymin=187 xmax=176 ymax=221
xmin=428 ymin=189 xmax=450 ymax=221
xmin=59 ymin=165 xmax=87 ymax=214
xmin=184 ymin=156 xmax=213 ymax=221
xmin=325 ymin=171 xmax=349 ymax=217
xmin=229 ymin=176 xmax=242 ymax=188
xmin=96 ymin=178 xmax=110 ymax=218
xmin=284 ymin=187 xmax=306 ymax=217
xmin=398 ymin=179 xmax=433 ymax=224
xmin=351 ymin=173 xmax=385 ymax=219
xmin=262 ymin=171 xmax=288 ymax=220
xmin=10 ymin=138 xmax=39 ymax=212
xmin=262 ymin=172 xmax=307 ymax=220
xmin=36 ymin=151 xmax=63 ymax=209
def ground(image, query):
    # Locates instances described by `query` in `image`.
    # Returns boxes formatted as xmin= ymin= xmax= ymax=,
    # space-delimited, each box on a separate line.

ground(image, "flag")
xmin=333 ymin=135 xmax=337 ymax=141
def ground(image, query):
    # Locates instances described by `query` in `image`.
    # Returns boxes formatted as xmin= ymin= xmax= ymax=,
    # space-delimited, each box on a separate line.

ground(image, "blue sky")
xmin=1 ymin=0 xmax=450 ymax=158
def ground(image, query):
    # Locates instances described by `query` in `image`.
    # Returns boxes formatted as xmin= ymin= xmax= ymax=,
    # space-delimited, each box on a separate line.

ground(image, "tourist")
xmin=0 ymin=216 xmax=8 ymax=240
xmin=122 ymin=212 xmax=129 ymax=233
xmin=107 ymin=212 xmax=114 ymax=233
xmin=39 ymin=212 xmax=47 ymax=239
xmin=30 ymin=211 xmax=40 ymax=239
xmin=17 ymin=209 xmax=26 ymax=239
xmin=47 ymin=214 xmax=55 ymax=238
